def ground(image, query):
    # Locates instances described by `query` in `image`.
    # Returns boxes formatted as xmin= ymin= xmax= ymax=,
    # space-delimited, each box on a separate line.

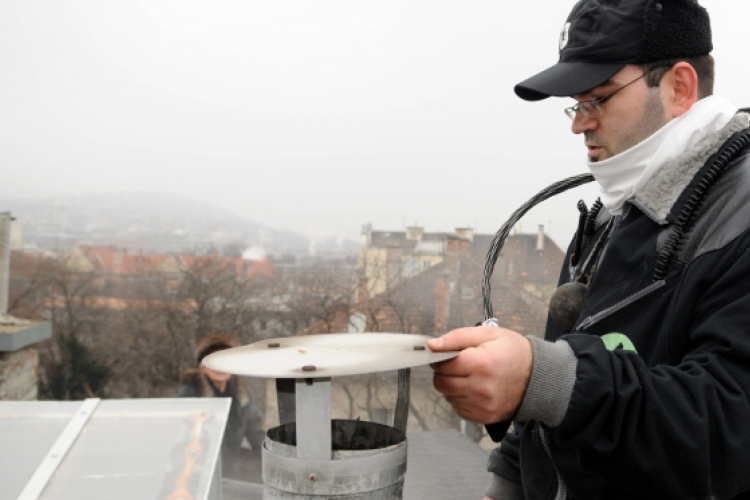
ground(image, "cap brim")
xmin=514 ymin=61 xmax=626 ymax=101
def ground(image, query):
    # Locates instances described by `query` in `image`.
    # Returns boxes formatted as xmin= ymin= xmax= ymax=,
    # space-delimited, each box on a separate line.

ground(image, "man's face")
xmin=570 ymin=65 xmax=669 ymax=162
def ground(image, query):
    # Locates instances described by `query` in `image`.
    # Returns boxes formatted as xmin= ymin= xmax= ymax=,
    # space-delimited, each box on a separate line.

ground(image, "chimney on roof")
xmin=406 ymin=226 xmax=424 ymax=241
xmin=536 ymin=225 xmax=546 ymax=252
xmin=362 ymin=223 xmax=373 ymax=247
xmin=10 ymin=222 xmax=22 ymax=250
xmin=0 ymin=212 xmax=12 ymax=315
xmin=455 ymin=227 xmax=474 ymax=242
xmin=446 ymin=236 xmax=471 ymax=257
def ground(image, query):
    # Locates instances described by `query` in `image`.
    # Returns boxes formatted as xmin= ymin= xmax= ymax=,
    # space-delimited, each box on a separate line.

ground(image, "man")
xmin=429 ymin=0 xmax=750 ymax=498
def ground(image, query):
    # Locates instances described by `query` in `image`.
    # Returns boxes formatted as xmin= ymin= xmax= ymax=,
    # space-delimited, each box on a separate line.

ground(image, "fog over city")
xmin=2 ymin=0 xmax=749 ymax=248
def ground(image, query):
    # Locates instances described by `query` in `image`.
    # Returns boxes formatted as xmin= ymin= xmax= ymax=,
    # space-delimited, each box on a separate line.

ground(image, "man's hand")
xmin=428 ymin=326 xmax=532 ymax=424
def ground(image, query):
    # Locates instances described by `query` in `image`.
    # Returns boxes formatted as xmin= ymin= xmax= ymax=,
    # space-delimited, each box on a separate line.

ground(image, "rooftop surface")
xmin=1 ymin=399 xmax=491 ymax=500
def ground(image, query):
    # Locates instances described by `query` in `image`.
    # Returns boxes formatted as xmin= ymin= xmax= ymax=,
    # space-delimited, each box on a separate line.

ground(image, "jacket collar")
xmin=629 ymin=112 xmax=750 ymax=224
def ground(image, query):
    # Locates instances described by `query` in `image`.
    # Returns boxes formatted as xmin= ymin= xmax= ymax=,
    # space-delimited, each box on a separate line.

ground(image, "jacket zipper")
xmin=539 ymin=425 xmax=566 ymax=500
xmin=572 ymin=215 xmax=618 ymax=284
xmin=577 ymin=280 xmax=666 ymax=330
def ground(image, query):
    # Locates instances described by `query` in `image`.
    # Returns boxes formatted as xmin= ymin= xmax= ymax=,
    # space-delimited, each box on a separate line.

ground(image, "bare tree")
xmin=38 ymin=257 xmax=111 ymax=400
xmin=101 ymin=251 xmax=265 ymax=398
xmin=281 ymin=258 xmax=358 ymax=334
xmin=9 ymin=248 xmax=274 ymax=399
xmin=7 ymin=251 xmax=54 ymax=319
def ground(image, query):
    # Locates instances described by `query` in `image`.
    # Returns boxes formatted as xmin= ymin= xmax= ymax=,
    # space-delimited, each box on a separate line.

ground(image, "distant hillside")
xmin=4 ymin=192 xmax=317 ymax=256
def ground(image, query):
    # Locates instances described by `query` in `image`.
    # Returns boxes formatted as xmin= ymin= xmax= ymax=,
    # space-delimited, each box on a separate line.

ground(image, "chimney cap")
xmin=454 ymin=227 xmax=474 ymax=242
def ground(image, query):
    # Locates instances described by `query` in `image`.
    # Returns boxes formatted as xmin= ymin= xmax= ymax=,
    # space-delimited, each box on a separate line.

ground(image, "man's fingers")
xmin=428 ymin=326 xmax=507 ymax=352
xmin=433 ymin=341 xmax=494 ymax=377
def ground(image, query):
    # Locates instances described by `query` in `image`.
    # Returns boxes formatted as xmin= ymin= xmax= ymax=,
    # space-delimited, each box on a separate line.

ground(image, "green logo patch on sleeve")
xmin=600 ymin=333 xmax=638 ymax=354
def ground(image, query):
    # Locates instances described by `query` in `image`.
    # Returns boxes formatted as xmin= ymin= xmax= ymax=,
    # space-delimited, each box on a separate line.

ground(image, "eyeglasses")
xmin=564 ymin=65 xmax=668 ymax=121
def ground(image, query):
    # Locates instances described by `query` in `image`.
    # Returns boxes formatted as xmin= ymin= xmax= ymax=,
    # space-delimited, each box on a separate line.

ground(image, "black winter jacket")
xmin=489 ymin=112 xmax=750 ymax=499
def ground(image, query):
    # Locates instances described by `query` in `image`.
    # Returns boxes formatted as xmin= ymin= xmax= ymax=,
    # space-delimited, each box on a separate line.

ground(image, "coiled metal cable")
xmin=479 ymin=127 xmax=750 ymax=322
xmin=481 ymin=173 xmax=595 ymax=322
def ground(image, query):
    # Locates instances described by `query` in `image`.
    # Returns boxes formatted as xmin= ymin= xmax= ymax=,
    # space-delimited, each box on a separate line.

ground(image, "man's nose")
xmin=571 ymin=111 xmax=597 ymax=135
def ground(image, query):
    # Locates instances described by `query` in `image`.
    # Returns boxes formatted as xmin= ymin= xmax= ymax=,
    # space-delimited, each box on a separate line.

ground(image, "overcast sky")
xmin=2 ymin=1 xmax=749 ymax=247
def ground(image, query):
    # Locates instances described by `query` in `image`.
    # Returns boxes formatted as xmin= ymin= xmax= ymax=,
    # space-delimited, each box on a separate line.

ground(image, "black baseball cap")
xmin=515 ymin=0 xmax=713 ymax=101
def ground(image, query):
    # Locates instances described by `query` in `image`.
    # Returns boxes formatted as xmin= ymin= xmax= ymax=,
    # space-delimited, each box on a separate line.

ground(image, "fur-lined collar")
xmin=630 ymin=112 xmax=750 ymax=224
xmin=180 ymin=367 xmax=250 ymax=406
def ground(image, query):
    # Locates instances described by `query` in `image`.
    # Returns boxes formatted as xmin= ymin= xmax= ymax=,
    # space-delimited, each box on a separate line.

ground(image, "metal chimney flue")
xmin=202 ymin=333 xmax=458 ymax=499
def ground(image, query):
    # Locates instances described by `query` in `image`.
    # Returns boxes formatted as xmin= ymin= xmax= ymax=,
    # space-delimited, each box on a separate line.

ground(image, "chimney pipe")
xmin=455 ymin=227 xmax=474 ymax=242
xmin=536 ymin=224 xmax=546 ymax=252
xmin=362 ymin=223 xmax=373 ymax=246
xmin=406 ymin=226 xmax=424 ymax=241
xmin=0 ymin=212 xmax=13 ymax=315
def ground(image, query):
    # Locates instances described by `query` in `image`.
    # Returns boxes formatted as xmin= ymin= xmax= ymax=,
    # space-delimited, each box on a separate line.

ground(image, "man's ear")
xmin=663 ymin=62 xmax=699 ymax=118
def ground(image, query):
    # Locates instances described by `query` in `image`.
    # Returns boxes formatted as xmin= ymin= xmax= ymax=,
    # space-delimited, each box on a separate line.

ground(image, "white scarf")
xmin=587 ymin=95 xmax=738 ymax=214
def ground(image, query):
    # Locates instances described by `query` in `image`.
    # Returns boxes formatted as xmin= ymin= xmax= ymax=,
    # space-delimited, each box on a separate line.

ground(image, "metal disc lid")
xmin=202 ymin=333 xmax=459 ymax=378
